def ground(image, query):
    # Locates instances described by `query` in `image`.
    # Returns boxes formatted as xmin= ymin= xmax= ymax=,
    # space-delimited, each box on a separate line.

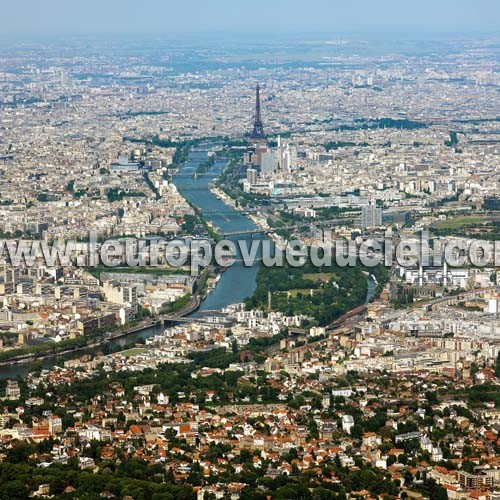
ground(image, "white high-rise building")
xmin=361 ymin=200 xmax=382 ymax=229
xmin=260 ymin=151 xmax=278 ymax=176
xmin=246 ymin=168 xmax=257 ymax=186
xmin=259 ymin=138 xmax=295 ymax=177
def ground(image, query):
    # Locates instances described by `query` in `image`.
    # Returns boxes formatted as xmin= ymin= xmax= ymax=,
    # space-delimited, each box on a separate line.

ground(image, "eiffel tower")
xmin=250 ymin=84 xmax=266 ymax=141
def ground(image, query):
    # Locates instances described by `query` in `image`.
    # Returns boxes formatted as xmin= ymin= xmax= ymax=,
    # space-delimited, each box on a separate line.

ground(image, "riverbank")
xmin=0 ymin=318 xmax=159 ymax=368
xmin=0 ymin=289 xmax=201 ymax=370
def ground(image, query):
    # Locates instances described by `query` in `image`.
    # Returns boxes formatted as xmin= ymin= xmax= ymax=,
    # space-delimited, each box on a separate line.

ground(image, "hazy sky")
xmin=3 ymin=0 xmax=500 ymax=36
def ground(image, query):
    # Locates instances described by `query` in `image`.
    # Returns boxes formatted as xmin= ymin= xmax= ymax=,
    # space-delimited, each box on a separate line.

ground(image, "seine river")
xmin=175 ymin=145 xmax=268 ymax=312
xmin=0 ymin=144 xmax=374 ymax=379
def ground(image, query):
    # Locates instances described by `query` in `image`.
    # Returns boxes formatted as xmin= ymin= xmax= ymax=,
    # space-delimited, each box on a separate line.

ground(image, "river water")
xmin=0 ymin=144 xmax=374 ymax=379
xmin=174 ymin=145 xmax=265 ymax=312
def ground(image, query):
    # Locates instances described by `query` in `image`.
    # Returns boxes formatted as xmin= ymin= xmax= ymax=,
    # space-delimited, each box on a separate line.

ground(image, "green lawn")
xmin=433 ymin=215 xmax=488 ymax=231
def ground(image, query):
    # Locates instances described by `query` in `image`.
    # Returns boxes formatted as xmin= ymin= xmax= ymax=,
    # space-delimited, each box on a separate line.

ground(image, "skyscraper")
xmin=361 ymin=200 xmax=383 ymax=228
xmin=246 ymin=168 xmax=257 ymax=186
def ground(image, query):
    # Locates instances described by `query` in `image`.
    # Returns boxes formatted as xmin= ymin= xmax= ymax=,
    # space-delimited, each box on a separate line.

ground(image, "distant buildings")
xmin=110 ymin=154 xmax=141 ymax=172
xmin=255 ymin=138 xmax=296 ymax=177
xmin=5 ymin=379 xmax=20 ymax=400
xmin=246 ymin=168 xmax=257 ymax=186
xmin=361 ymin=200 xmax=383 ymax=229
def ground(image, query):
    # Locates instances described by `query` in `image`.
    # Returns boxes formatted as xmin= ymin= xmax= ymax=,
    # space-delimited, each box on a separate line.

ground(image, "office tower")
xmin=260 ymin=151 xmax=278 ymax=176
xmin=246 ymin=168 xmax=257 ymax=186
xmin=361 ymin=200 xmax=383 ymax=228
